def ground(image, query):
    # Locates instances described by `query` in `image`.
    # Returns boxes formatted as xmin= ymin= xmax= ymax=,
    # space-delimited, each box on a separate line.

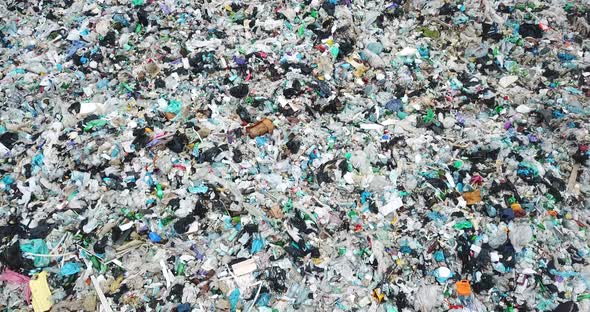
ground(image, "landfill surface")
xmin=1 ymin=0 xmax=590 ymax=311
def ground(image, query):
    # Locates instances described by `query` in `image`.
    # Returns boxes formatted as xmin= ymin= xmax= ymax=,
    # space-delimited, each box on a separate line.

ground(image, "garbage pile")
xmin=1 ymin=0 xmax=589 ymax=311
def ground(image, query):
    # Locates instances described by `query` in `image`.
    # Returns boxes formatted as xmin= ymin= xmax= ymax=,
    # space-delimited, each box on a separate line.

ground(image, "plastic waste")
xmin=0 ymin=0 xmax=589 ymax=311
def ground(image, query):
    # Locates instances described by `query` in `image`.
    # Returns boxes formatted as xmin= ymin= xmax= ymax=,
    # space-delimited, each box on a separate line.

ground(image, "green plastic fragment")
xmin=385 ymin=305 xmax=399 ymax=312
xmin=508 ymin=196 xmax=516 ymax=204
xmin=176 ymin=260 xmax=186 ymax=275
xmin=160 ymin=216 xmax=174 ymax=226
xmin=419 ymin=27 xmax=440 ymax=39
xmin=84 ymin=119 xmax=108 ymax=131
xmin=89 ymin=255 xmax=106 ymax=272
xmin=327 ymin=136 xmax=336 ymax=150
xmin=330 ymin=46 xmax=339 ymax=59
xmin=120 ymin=82 xmax=134 ymax=91
xmin=444 ymin=287 xmax=452 ymax=297
xmin=156 ymin=184 xmax=164 ymax=199
xmin=492 ymin=47 xmax=500 ymax=57
xmin=283 ymin=198 xmax=293 ymax=212
xmin=67 ymin=190 xmax=79 ymax=201
xmin=423 ymin=109 xmax=435 ymax=122
xmin=298 ymin=24 xmax=305 ymax=37
xmin=453 ymin=220 xmax=473 ymax=230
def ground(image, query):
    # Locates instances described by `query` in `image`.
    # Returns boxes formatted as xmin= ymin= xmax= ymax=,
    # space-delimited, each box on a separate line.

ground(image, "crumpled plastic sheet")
xmin=0 ymin=269 xmax=31 ymax=304
xmin=1 ymin=0 xmax=590 ymax=311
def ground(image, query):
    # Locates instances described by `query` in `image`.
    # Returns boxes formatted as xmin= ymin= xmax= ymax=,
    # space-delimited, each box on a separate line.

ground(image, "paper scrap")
xmin=160 ymin=259 xmax=173 ymax=288
xmin=379 ymin=196 xmax=403 ymax=216
xmin=231 ymin=258 xmax=257 ymax=276
xmin=499 ymin=75 xmax=518 ymax=88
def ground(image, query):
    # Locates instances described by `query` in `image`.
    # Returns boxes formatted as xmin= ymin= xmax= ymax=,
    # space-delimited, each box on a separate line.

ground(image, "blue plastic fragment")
xmin=256 ymin=292 xmax=270 ymax=306
xmin=176 ymin=303 xmax=191 ymax=312
xmin=501 ymin=208 xmax=515 ymax=221
xmin=32 ymin=153 xmax=44 ymax=174
xmin=149 ymin=232 xmax=162 ymax=243
xmin=400 ymin=245 xmax=412 ymax=254
xmin=557 ymin=52 xmax=576 ymax=62
xmin=2 ymin=175 xmax=14 ymax=190
xmin=112 ymin=14 xmax=130 ymax=27
xmin=251 ymin=236 xmax=264 ymax=254
xmin=434 ymin=250 xmax=445 ymax=261
xmin=360 ymin=190 xmax=371 ymax=204
xmin=486 ymin=204 xmax=497 ymax=217
xmin=256 ymin=136 xmax=268 ymax=147
xmin=229 ymin=288 xmax=240 ymax=312
xmin=66 ymin=41 xmax=85 ymax=58
xmin=385 ymin=99 xmax=403 ymax=112
xmin=188 ymin=184 xmax=208 ymax=194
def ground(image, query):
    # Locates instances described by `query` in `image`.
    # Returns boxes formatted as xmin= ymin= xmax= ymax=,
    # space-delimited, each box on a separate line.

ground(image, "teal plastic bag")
xmin=20 ymin=239 xmax=50 ymax=267
xmin=60 ymin=262 xmax=81 ymax=276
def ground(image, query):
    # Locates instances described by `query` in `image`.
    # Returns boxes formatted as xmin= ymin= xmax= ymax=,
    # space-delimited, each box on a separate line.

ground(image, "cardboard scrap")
xmin=462 ymin=190 xmax=481 ymax=205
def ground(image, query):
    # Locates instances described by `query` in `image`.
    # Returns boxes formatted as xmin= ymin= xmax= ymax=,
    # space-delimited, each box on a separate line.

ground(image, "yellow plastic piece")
xmin=29 ymin=271 xmax=52 ymax=312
